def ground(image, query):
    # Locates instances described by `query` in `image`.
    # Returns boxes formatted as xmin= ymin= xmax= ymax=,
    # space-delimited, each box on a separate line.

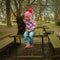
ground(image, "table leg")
xmin=14 ymin=37 xmax=17 ymax=60
xmin=41 ymin=36 xmax=44 ymax=60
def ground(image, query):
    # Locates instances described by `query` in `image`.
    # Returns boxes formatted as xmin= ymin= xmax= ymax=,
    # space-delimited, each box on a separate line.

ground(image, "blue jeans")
xmin=24 ymin=31 xmax=35 ymax=44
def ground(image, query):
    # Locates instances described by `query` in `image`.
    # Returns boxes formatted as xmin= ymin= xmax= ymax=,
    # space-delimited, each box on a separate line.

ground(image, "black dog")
xmin=16 ymin=16 xmax=26 ymax=35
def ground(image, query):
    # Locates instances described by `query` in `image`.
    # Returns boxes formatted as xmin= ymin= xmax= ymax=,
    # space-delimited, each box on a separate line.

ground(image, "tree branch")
xmin=13 ymin=0 xmax=18 ymax=11
xmin=30 ymin=0 xmax=35 ymax=5
xmin=10 ymin=6 xmax=17 ymax=17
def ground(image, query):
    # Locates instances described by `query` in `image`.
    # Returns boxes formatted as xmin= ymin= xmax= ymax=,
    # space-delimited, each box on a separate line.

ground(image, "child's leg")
xmin=24 ymin=31 xmax=29 ymax=44
xmin=29 ymin=32 xmax=35 ymax=44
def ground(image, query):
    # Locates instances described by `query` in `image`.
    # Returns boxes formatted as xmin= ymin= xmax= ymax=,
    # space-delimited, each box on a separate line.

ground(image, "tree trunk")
xmin=6 ymin=0 xmax=12 ymax=27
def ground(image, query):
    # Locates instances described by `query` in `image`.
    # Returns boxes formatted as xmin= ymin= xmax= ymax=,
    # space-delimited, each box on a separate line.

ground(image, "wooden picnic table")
xmin=9 ymin=28 xmax=45 ymax=59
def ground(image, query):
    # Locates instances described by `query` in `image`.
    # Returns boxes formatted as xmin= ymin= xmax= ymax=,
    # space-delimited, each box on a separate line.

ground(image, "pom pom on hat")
xmin=28 ymin=8 xmax=34 ymax=14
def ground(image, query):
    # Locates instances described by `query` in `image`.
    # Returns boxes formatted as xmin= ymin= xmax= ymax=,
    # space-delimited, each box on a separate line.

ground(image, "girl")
xmin=24 ymin=8 xmax=36 ymax=48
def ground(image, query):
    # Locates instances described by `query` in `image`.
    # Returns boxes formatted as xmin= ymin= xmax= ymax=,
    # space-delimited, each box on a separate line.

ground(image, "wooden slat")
xmin=0 ymin=37 xmax=14 ymax=49
xmin=48 ymin=34 xmax=60 ymax=48
xmin=0 ymin=32 xmax=15 ymax=39
xmin=17 ymin=56 xmax=42 ymax=58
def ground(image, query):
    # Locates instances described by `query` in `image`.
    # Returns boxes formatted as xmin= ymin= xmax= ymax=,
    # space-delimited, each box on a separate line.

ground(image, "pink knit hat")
xmin=24 ymin=8 xmax=34 ymax=18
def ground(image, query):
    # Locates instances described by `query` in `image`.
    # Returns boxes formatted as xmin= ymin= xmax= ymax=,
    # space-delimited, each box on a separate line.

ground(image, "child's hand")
xmin=27 ymin=30 xmax=31 ymax=32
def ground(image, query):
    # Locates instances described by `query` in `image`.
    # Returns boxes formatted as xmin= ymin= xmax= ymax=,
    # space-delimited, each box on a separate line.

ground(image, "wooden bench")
xmin=0 ymin=32 xmax=15 ymax=39
xmin=0 ymin=38 xmax=14 ymax=52
xmin=48 ymin=34 xmax=60 ymax=49
xmin=9 ymin=28 xmax=44 ymax=44
xmin=48 ymin=34 xmax=60 ymax=56
xmin=0 ymin=32 xmax=15 ymax=52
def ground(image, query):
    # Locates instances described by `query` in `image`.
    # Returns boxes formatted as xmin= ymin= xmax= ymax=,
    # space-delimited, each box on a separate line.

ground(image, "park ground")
xmin=0 ymin=22 xmax=60 ymax=60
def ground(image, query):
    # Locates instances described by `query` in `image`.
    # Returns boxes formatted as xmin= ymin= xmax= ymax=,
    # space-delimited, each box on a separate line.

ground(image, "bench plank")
xmin=35 ymin=28 xmax=43 ymax=36
xmin=48 ymin=34 xmax=60 ymax=48
xmin=0 ymin=37 xmax=14 ymax=49
xmin=10 ymin=28 xmax=44 ymax=37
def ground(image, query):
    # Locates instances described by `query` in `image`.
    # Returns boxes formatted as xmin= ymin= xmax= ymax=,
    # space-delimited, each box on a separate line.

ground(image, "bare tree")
xmin=5 ymin=0 xmax=12 ymax=27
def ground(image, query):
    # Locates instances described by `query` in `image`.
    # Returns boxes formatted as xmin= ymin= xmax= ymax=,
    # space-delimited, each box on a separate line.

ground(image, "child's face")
xmin=24 ymin=17 xmax=30 ymax=20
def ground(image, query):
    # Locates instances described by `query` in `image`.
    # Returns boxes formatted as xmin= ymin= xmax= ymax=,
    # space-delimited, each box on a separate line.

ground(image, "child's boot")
xmin=30 ymin=44 xmax=33 ymax=48
xmin=25 ymin=44 xmax=30 ymax=48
